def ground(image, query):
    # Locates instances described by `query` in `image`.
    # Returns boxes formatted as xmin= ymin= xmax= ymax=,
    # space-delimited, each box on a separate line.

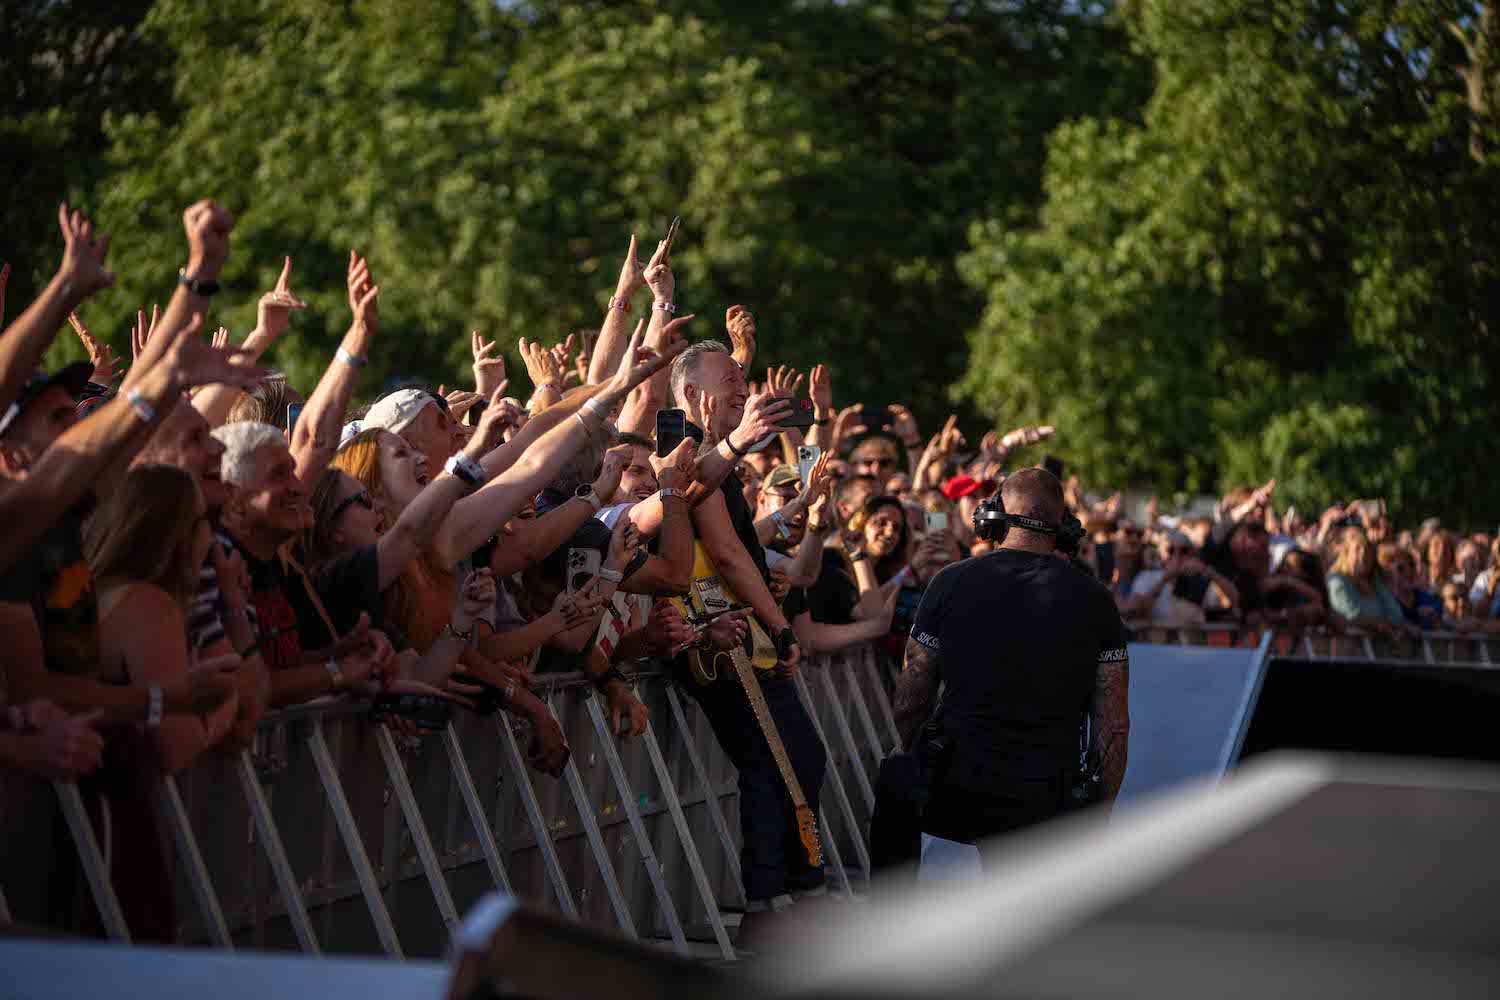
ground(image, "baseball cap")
xmin=363 ymin=388 xmax=441 ymax=435
xmin=763 ymin=464 xmax=802 ymax=492
xmin=941 ymin=474 xmax=997 ymax=502
xmin=0 ymin=362 xmax=93 ymax=438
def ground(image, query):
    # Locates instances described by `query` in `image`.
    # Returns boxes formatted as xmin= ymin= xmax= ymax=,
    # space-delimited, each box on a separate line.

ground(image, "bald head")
xmin=1000 ymin=467 xmax=1065 ymax=537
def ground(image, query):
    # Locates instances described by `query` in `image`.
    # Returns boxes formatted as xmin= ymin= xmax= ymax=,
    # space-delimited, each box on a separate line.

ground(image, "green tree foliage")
xmin=959 ymin=0 xmax=1500 ymax=524
xmin=33 ymin=0 xmax=1141 ymax=427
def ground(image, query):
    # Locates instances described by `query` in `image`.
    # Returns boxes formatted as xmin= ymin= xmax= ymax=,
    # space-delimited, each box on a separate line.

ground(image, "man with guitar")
xmin=666 ymin=339 xmax=830 ymax=947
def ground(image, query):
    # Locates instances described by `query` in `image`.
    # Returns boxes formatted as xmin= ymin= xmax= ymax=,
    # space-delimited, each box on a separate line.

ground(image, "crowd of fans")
xmin=0 ymin=200 xmax=1496 ymax=941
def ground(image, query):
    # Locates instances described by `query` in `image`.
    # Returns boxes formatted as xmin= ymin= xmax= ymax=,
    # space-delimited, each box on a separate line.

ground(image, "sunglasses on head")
xmin=332 ymin=488 xmax=374 ymax=520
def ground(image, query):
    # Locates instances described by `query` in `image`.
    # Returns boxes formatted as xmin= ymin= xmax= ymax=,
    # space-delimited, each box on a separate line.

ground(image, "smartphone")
xmin=1043 ymin=454 xmax=1065 ymax=480
xmin=924 ymin=511 xmax=949 ymax=535
xmin=656 ymin=408 xmax=687 ymax=458
xmin=286 ymin=402 xmax=304 ymax=434
xmin=466 ymin=399 xmax=488 ymax=427
xmin=796 ymin=444 xmax=821 ymax=487
xmin=370 ymin=692 xmax=451 ymax=732
xmin=662 ymin=215 xmax=682 ymax=260
xmin=567 ymin=547 xmax=601 ymax=594
xmin=775 ymin=395 xmax=817 ymax=429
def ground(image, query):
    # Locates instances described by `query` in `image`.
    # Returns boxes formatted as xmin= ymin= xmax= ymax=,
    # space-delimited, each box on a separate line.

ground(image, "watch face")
xmin=575 ymin=485 xmax=594 ymax=498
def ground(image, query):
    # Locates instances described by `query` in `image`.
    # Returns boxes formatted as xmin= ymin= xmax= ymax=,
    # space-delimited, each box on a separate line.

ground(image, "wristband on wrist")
xmin=146 ymin=685 xmax=164 ymax=729
xmin=178 ymin=269 xmax=221 ymax=297
xmin=335 ymin=345 xmax=368 ymax=368
xmin=771 ymin=510 xmax=792 ymax=540
xmin=581 ymin=397 xmax=611 ymax=421
xmin=607 ymin=296 xmax=632 ymax=313
xmin=126 ymin=388 xmax=157 ymax=424
xmin=849 ymin=551 xmax=869 ymax=563
xmin=657 ymin=487 xmax=682 ymax=502
xmin=653 ymin=301 xmax=677 ymax=314
xmin=444 ymin=452 xmax=486 ymax=490
xmin=598 ymin=566 xmax=624 ymax=584
xmin=724 ymin=434 xmax=749 ymax=458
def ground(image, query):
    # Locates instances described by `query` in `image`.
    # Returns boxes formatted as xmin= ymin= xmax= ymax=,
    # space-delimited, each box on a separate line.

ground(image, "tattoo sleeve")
xmin=893 ymin=637 xmax=941 ymax=752
xmin=1089 ymin=656 xmax=1131 ymax=802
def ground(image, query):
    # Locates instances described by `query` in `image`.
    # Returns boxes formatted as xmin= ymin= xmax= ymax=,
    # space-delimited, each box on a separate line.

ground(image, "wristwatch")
xmin=574 ymin=484 xmax=604 ymax=512
xmin=657 ymin=487 xmax=681 ymax=502
xmin=178 ymin=269 xmax=221 ymax=297
xmin=775 ymin=627 xmax=798 ymax=660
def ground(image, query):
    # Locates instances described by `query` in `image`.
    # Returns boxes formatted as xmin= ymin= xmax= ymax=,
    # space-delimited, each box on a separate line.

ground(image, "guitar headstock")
xmin=796 ymin=805 xmax=822 ymax=868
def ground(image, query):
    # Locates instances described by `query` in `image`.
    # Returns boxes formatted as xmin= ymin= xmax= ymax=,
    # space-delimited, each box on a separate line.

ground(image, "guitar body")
xmin=670 ymin=542 xmax=823 ymax=870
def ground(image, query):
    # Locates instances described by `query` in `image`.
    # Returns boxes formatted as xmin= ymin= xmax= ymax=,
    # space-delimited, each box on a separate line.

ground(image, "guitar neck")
xmin=726 ymin=648 xmax=808 ymax=809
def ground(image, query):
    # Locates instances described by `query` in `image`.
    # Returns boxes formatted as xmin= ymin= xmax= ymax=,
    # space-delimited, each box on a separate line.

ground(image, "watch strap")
xmin=178 ymin=270 xmax=221 ymax=296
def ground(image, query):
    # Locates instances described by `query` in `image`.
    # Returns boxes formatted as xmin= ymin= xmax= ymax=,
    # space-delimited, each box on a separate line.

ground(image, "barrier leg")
xmin=442 ymin=724 xmax=513 ymax=894
xmin=792 ymin=671 xmax=872 ymax=884
xmin=495 ymin=713 xmax=577 ymax=918
xmin=159 ymin=773 xmax=233 ymax=948
xmin=840 ymin=654 xmax=887 ymax=774
xmin=584 ymin=695 xmax=688 ymax=953
xmin=664 ymin=685 xmax=743 ymax=895
xmin=546 ymin=691 xmax=637 ymax=938
xmin=638 ymin=716 xmax=736 ymax=959
xmin=374 ymin=726 xmax=459 ymax=932
xmin=814 ymin=664 xmax=876 ymax=815
xmin=818 ymin=803 xmax=852 ymax=898
xmin=52 ymin=781 xmax=130 ymax=941
xmin=307 ymin=721 xmax=403 ymax=957
xmin=235 ymin=753 xmax=319 ymax=953
xmin=858 ymin=649 xmax=901 ymax=750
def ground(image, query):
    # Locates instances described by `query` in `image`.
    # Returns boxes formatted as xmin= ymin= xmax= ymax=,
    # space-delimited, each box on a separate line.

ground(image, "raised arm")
xmin=484 ymin=445 xmax=628 ymax=578
xmin=587 ymin=235 xmax=647 ymax=384
xmin=192 ymin=257 xmax=308 ymax=426
xmin=0 ymin=205 xmax=115 ymax=414
xmin=291 ymin=251 xmax=378 ymax=486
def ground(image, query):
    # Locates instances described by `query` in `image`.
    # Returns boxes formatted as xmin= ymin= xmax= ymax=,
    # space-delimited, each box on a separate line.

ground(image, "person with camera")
xmin=890 ymin=467 xmax=1130 ymax=872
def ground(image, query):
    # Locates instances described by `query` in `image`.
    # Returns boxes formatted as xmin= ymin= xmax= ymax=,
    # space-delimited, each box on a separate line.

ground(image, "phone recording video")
xmin=656 ymin=408 xmax=687 ymax=458
xmin=567 ymin=547 xmax=601 ymax=594
xmin=796 ymin=444 xmax=821 ymax=487
xmin=775 ymin=395 xmax=817 ymax=430
xmin=286 ymin=402 xmax=304 ymax=434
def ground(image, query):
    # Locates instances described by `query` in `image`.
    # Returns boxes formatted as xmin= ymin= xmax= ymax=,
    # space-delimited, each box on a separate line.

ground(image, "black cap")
xmin=0 ymin=362 xmax=94 ymax=438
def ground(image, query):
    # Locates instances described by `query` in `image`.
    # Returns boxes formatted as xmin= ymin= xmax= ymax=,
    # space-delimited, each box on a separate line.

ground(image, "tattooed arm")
xmin=1089 ymin=653 xmax=1131 ymax=805
xmin=894 ymin=637 xmax=942 ymax=752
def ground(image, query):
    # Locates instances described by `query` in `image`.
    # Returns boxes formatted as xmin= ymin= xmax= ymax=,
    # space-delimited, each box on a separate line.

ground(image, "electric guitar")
xmin=672 ymin=543 xmax=822 ymax=869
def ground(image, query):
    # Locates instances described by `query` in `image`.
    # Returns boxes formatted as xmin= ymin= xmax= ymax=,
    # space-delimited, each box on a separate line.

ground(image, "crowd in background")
xmin=0 ymin=198 xmax=1496 ymax=941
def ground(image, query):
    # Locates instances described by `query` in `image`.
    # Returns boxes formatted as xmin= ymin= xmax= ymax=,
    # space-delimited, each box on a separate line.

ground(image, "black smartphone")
xmin=370 ymin=692 xmax=452 ymax=732
xmin=662 ymin=215 xmax=682 ymax=260
xmin=775 ymin=395 xmax=817 ymax=429
xmin=656 ymin=408 xmax=687 ymax=457
xmin=1043 ymin=454 xmax=1065 ymax=480
xmin=286 ymin=402 xmax=304 ymax=434
xmin=466 ymin=399 xmax=488 ymax=427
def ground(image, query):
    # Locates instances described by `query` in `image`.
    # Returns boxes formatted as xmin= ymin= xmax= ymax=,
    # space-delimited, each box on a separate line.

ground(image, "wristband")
xmin=598 ymin=567 xmax=624 ymax=584
xmin=657 ymin=488 xmax=682 ymax=502
xmin=581 ymin=397 xmax=611 ymax=421
xmin=849 ymin=551 xmax=869 ymax=563
xmin=608 ymin=296 xmax=632 ymax=313
xmin=178 ymin=270 xmax=221 ymax=297
xmin=653 ymin=301 xmax=677 ymax=314
xmin=771 ymin=510 xmax=792 ymax=540
xmin=775 ymin=627 xmax=798 ymax=660
xmin=814 ymin=417 xmax=832 ymax=426
xmin=325 ymin=656 xmax=344 ymax=690
xmin=724 ymin=434 xmax=749 ymax=458
xmin=146 ymin=685 xmax=163 ymax=729
xmin=593 ymin=667 xmax=629 ymax=693
xmin=126 ymin=388 xmax=157 ymax=424
xmin=335 ymin=345 xmax=368 ymax=368
xmin=444 ymin=452 xmax=486 ymax=489
xmin=535 ymin=381 xmax=559 ymax=396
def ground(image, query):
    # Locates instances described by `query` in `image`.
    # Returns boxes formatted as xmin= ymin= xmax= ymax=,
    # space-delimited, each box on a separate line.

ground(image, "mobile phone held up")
xmin=566 ymin=547 xmax=601 ymax=594
xmin=656 ymin=408 xmax=687 ymax=458
xmin=774 ymin=395 xmax=817 ymax=430
xmin=924 ymin=510 xmax=949 ymax=535
xmin=796 ymin=444 xmax=820 ymax=488
xmin=286 ymin=402 xmax=304 ymax=435
xmin=1043 ymin=454 xmax=1065 ymax=481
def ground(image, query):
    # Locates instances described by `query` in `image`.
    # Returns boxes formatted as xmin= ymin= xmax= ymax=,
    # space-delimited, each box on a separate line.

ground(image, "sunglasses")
xmin=332 ymin=488 xmax=375 ymax=520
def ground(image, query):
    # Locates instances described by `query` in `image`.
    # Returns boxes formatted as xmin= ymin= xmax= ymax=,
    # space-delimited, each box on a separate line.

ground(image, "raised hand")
xmin=644 ymin=236 xmax=675 ymax=304
xmin=58 ymin=203 xmax=116 ymax=296
xmin=729 ymin=391 xmax=794 ymax=453
xmin=519 ymin=336 xmax=569 ymax=391
xmin=130 ymin=304 xmax=161 ymax=361
xmin=438 ymin=384 xmax=486 ymax=421
xmin=68 ymin=312 xmax=119 ymax=385
xmin=256 ymin=256 xmax=309 ymax=340
xmin=726 ymin=305 xmax=756 ymax=368
xmin=766 ymin=365 xmax=804 ymax=398
xmin=158 ymin=314 xmax=268 ymax=391
xmin=183 ymin=200 xmax=234 ymax=280
xmin=809 ymin=362 xmax=833 ymax=417
xmin=593 ymin=443 xmax=633 ymax=503
xmin=607 ymin=513 xmax=643 ymax=569
xmin=799 ymin=452 xmax=834 ymax=505
xmin=464 ymin=386 xmax=520 ymax=456
xmin=933 ymin=414 xmax=965 ymax=456
xmin=887 ymin=404 xmax=921 ymax=447
xmin=212 ymin=327 xmax=230 ymax=350
xmin=652 ymin=436 xmax=698 ymax=492
xmin=601 ymin=317 xmax=691 ymax=401
xmin=572 ymin=345 xmax=590 ymax=386
xmin=830 ymin=404 xmax=862 ymax=452
xmin=999 ymin=424 xmax=1055 ymax=453
xmin=616 ymin=233 xmax=646 ymax=298
xmin=347 ymin=252 xmax=379 ymax=330
xmin=549 ymin=334 xmax=576 ymax=376
xmin=471 ymin=330 xmax=507 ymax=396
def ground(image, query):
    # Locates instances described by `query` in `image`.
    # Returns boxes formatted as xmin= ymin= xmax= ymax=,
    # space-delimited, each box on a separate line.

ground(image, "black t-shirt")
xmin=721 ymin=470 xmax=770 ymax=585
xmin=910 ymin=549 xmax=1129 ymax=839
xmin=289 ymin=544 xmax=384 ymax=651
xmin=230 ymin=540 xmax=305 ymax=673
xmin=0 ymin=505 xmax=102 ymax=681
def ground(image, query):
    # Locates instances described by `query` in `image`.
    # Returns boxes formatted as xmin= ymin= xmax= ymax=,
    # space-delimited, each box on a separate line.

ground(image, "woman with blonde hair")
xmin=1327 ymin=527 xmax=1406 ymax=632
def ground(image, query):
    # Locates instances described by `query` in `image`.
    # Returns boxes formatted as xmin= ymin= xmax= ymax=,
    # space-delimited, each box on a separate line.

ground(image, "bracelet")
xmin=325 ymin=656 xmax=344 ymax=690
xmin=178 ymin=270 xmax=221 ymax=297
xmin=771 ymin=510 xmax=792 ymax=540
xmin=581 ymin=397 xmax=611 ymax=421
xmin=335 ymin=345 xmax=368 ymax=368
xmin=535 ymin=381 xmax=559 ymax=396
xmin=598 ymin=567 xmax=624 ymax=584
xmin=146 ymin=684 xmax=164 ymax=729
xmin=608 ymin=296 xmax=632 ymax=313
xmin=657 ymin=488 xmax=683 ymax=503
xmin=444 ymin=452 xmax=486 ymax=490
xmin=653 ymin=301 xmax=677 ymax=314
xmin=814 ymin=417 xmax=832 ymax=426
xmin=724 ymin=434 xmax=749 ymax=458
xmin=849 ymin=551 xmax=869 ymax=563
xmin=593 ymin=667 xmax=629 ymax=693
xmin=126 ymin=388 xmax=157 ymax=424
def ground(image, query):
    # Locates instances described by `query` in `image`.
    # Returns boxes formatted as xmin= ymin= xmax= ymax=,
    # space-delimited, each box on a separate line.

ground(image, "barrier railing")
xmin=19 ymin=646 xmax=901 ymax=961
xmin=15 ymin=623 xmax=1493 ymax=961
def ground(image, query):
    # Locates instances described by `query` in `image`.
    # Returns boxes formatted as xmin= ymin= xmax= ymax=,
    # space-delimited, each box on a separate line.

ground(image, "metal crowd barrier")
xmin=26 ymin=647 xmax=902 ymax=961
xmin=1125 ymin=621 xmax=1500 ymax=667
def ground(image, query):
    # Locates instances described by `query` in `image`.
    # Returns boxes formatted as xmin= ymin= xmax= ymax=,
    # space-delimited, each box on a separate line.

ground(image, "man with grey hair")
xmin=213 ymin=422 xmax=390 ymax=705
xmin=666 ymin=338 xmax=830 ymax=943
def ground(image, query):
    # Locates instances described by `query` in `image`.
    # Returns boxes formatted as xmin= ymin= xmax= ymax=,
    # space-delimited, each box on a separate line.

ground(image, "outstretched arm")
xmin=193 ymin=256 xmax=308 ymax=426
xmin=292 ymin=251 xmax=377 ymax=486
xmin=893 ymin=636 xmax=942 ymax=752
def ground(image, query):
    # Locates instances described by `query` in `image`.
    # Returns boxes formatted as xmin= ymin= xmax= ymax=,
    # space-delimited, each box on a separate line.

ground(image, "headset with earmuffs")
xmin=973 ymin=489 xmax=1086 ymax=557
